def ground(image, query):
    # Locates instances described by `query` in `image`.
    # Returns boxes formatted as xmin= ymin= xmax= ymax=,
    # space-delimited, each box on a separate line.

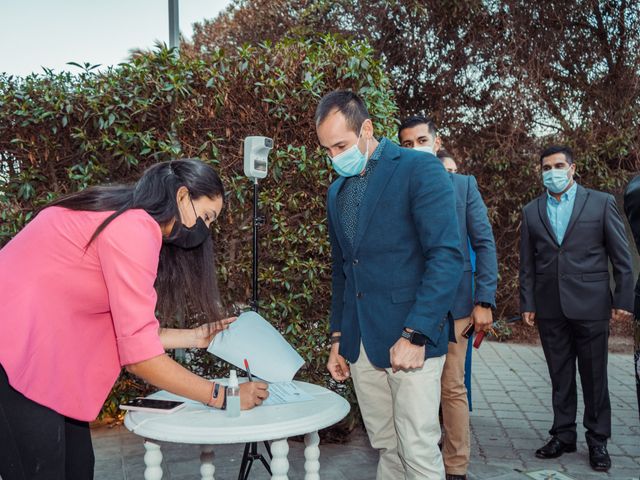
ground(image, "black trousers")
xmin=0 ymin=364 xmax=94 ymax=480
xmin=537 ymin=316 xmax=610 ymax=447
xmin=635 ymin=296 xmax=640 ymax=420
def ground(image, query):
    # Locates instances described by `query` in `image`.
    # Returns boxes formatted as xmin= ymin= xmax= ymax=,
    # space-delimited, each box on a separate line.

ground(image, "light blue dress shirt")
xmin=546 ymin=181 xmax=578 ymax=244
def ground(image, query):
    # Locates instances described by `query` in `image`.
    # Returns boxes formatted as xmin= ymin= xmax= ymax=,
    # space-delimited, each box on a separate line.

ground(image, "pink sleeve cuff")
xmin=117 ymin=328 xmax=165 ymax=366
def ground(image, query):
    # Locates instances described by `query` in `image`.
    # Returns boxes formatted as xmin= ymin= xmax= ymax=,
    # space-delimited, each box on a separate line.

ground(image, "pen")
xmin=244 ymin=358 xmax=253 ymax=382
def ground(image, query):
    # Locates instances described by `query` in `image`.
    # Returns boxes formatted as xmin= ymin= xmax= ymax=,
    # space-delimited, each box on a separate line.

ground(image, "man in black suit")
xmin=519 ymin=145 xmax=634 ymax=472
xmin=623 ymin=175 xmax=640 ymax=418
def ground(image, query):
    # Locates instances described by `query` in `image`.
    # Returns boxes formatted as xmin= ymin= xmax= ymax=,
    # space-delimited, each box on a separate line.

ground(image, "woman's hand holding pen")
xmin=241 ymin=359 xmax=269 ymax=409
xmin=239 ymin=382 xmax=269 ymax=409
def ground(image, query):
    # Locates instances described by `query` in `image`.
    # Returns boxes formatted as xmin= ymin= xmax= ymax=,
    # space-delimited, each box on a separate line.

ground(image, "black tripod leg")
xmin=263 ymin=441 xmax=272 ymax=459
xmin=243 ymin=457 xmax=255 ymax=480
xmin=238 ymin=441 xmax=272 ymax=479
xmin=258 ymin=454 xmax=272 ymax=474
xmin=237 ymin=442 xmax=251 ymax=480
xmin=255 ymin=441 xmax=271 ymax=474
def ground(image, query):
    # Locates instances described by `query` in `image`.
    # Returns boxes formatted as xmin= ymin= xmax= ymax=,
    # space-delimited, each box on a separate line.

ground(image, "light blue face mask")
xmin=413 ymin=145 xmax=434 ymax=155
xmin=330 ymin=127 xmax=369 ymax=177
xmin=543 ymin=168 xmax=571 ymax=193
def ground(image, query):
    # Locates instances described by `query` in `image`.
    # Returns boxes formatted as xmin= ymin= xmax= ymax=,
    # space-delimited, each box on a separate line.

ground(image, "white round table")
xmin=123 ymin=381 xmax=350 ymax=480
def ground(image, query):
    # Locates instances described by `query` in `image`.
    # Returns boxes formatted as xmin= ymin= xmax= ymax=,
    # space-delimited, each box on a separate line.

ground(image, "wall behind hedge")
xmin=0 ymin=35 xmax=398 ymax=423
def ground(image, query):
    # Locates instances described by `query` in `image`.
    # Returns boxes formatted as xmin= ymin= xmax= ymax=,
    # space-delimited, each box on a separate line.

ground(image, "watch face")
xmin=402 ymin=330 xmax=426 ymax=346
xmin=411 ymin=332 xmax=427 ymax=346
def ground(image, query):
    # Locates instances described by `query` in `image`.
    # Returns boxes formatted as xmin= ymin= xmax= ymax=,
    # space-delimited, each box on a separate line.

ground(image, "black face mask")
xmin=164 ymin=198 xmax=211 ymax=249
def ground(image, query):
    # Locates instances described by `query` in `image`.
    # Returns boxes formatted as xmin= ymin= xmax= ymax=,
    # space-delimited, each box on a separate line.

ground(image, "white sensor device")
xmin=243 ymin=136 xmax=273 ymax=180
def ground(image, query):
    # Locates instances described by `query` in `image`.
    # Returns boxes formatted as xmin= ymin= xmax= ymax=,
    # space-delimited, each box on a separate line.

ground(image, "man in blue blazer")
xmin=316 ymin=91 xmax=463 ymax=480
xmin=399 ymin=117 xmax=498 ymax=480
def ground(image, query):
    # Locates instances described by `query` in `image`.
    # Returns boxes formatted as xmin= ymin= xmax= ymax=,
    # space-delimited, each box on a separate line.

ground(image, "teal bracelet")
xmin=205 ymin=382 xmax=221 ymax=407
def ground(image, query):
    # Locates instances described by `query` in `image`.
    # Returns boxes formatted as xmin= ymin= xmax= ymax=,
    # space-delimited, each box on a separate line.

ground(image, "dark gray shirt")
xmin=337 ymin=138 xmax=388 ymax=247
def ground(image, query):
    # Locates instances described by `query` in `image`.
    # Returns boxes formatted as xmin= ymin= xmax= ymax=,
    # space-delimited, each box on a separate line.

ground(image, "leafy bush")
xmin=190 ymin=0 xmax=640 ymax=327
xmin=0 ymin=35 xmax=398 ymax=432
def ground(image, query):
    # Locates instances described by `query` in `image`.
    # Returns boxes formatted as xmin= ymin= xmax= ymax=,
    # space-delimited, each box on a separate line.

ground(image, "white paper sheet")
xmin=262 ymin=382 xmax=314 ymax=406
xmin=207 ymin=311 xmax=304 ymax=383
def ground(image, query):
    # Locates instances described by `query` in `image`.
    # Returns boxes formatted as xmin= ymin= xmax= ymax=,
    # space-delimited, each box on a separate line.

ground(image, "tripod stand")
xmin=237 ymin=179 xmax=272 ymax=480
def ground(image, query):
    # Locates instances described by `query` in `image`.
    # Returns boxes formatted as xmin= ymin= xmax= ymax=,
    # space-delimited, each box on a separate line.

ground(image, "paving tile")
xmin=89 ymin=342 xmax=638 ymax=480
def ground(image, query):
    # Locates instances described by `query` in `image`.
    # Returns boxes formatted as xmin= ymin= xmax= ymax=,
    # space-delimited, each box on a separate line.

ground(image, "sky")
xmin=0 ymin=0 xmax=233 ymax=77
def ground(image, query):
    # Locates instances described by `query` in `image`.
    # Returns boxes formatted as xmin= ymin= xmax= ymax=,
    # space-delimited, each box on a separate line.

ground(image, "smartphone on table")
xmin=119 ymin=398 xmax=186 ymax=414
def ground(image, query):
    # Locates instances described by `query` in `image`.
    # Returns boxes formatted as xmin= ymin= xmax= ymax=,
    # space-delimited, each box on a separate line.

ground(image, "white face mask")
xmin=413 ymin=145 xmax=434 ymax=155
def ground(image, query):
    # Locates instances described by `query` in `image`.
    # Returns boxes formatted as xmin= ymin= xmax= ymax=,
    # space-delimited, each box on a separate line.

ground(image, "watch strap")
xmin=475 ymin=301 xmax=494 ymax=309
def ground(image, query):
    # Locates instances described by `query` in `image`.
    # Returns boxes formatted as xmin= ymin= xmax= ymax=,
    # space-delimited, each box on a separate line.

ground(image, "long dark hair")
xmin=48 ymin=159 xmax=225 ymax=325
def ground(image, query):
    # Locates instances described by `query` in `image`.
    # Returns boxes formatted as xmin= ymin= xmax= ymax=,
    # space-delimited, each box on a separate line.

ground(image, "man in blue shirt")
xmin=317 ymin=91 xmax=463 ymax=480
xmin=546 ymin=176 xmax=578 ymax=244
xmin=519 ymin=145 xmax=634 ymax=472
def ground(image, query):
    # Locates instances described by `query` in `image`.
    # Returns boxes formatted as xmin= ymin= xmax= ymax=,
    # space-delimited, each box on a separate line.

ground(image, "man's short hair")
xmin=314 ymin=90 xmax=370 ymax=133
xmin=540 ymin=145 xmax=574 ymax=165
xmin=436 ymin=148 xmax=453 ymax=161
xmin=398 ymin=115 xmax=437 ymax=140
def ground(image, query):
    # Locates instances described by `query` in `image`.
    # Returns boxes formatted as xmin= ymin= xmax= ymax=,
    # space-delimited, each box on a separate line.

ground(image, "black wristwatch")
xmin=475 ymin=301 xmax=494 ymax=310
xmin=401 ymin=328 xmax=428 ymax=346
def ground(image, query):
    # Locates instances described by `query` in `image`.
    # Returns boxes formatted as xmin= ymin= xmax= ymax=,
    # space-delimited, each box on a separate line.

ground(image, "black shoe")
xmin=588 ymin=445 xmax=611 ymax=472
xmin=535 ymin=437 xmax=577 ymax=458
xmin=446 ymin=475 xmax=467 ymax=480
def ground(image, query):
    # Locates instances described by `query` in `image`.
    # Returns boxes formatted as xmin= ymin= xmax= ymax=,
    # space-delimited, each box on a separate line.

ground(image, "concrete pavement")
xmin=91 ymin=341 xmax=639 ymax=479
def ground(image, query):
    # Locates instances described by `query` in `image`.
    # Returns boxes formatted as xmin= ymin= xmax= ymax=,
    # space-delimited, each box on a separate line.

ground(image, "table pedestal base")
xmin=143 ymin=441 xmax=162 ymax=480
xmin=200 ymin=446 xmax=215 ymax=480
xmin=141 ymin=431 xmax=322 ymax=479
xmin=303 ymin=432 xmax=320 ymax=479
xmin=270 ymin=438 xmax=289 ymax=479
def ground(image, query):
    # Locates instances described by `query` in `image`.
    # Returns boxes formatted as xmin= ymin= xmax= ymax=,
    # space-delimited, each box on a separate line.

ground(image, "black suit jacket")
xmin=519 ymin=184 xmax=634 ymax=320
xmin=623 ymin=175 xmax=640 ymax=314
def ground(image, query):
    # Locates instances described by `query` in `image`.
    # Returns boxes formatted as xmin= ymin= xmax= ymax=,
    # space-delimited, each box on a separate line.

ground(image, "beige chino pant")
xmin=350 ymin=342 xmax=446 ymax=480
xmin=441 ymin=318 xmax=471 ymax=475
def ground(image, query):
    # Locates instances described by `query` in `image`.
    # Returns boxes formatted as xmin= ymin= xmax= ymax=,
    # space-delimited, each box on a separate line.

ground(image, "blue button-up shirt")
xmin=337 ymin=138 xmax=387 ymax=247
xmin=546 ymin=181 xmax=577 ymax=244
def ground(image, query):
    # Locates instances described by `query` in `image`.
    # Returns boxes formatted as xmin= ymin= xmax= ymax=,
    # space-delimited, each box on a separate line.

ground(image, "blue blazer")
xmin=450 ymin=174 xmax=498 ymax=319
xmin=327 ymin=140 xmax=464 ymax=368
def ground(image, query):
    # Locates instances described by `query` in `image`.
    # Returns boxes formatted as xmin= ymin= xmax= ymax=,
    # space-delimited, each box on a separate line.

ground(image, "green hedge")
xmin=0 ymin=35 xmax=398 ymax=430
